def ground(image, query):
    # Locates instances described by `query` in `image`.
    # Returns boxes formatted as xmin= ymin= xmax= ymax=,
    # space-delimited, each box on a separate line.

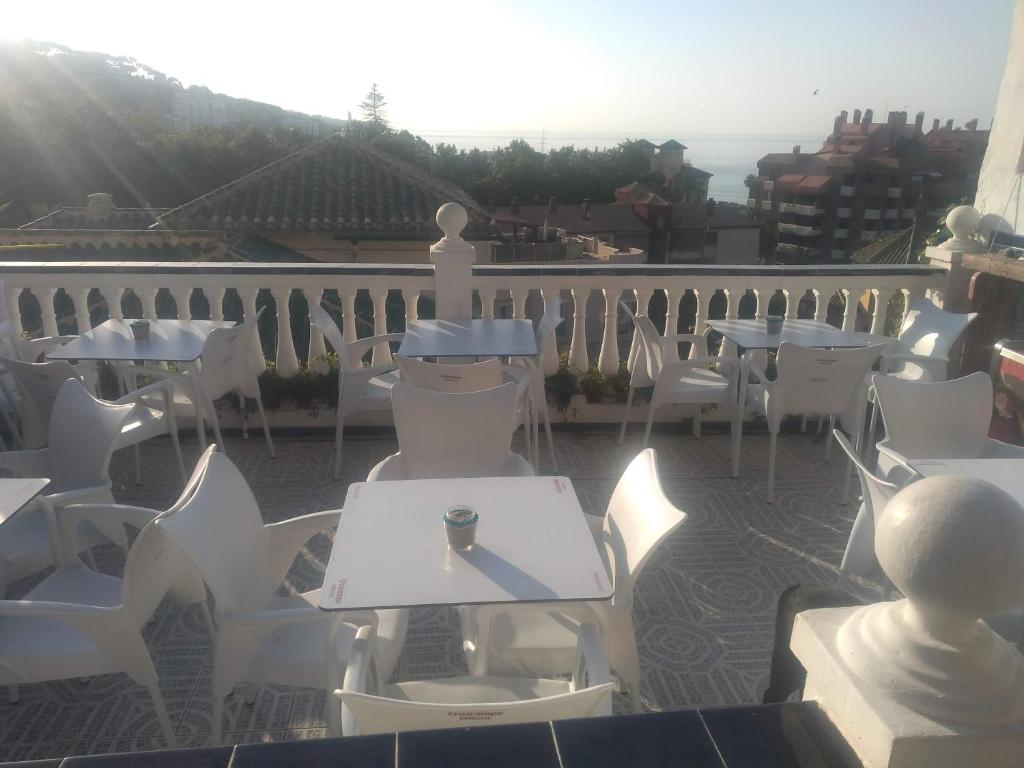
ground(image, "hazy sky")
xmin=2 ymin=0 xmax=1015 ymax=137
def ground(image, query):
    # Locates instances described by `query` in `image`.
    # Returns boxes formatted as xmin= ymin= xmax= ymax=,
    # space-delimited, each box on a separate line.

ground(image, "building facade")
xmin=747 ymin=110 xmax=989 ymax=263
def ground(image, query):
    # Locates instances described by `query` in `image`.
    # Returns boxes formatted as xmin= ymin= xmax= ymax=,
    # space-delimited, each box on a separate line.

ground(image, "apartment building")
xmin=747 ymin=109 xmax=988 ymax=263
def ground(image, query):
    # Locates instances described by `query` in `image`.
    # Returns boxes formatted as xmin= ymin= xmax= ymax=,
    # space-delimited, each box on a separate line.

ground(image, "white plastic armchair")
xmin=460 ymin=449 xmax=685 ymax=713
xmin=618 ymin=301 xmax=738 ymax=452
xmin=872 ymin=371 xmax=1024 ymax=478
xmin=154 ymin=451 xmax=408 ymax=743
xmin=367 ymin=382 xmax=534 ymax=481
xmin=1 ymin=355 xmax=185 ymax=484
xmin=397 ymin=357 xmax=503 ymax=392
xmin=337 ymin=621 xmax=614 ymax=736
xmin=0 ymin=504 xmax=187 ymax=747
xmin=736 ymin=342 xmax=887 ymax=503
xmin=117 ymin=310 xmax=273 ymax=457
xmin=0 ymin=379 xmax=135 ymax=589
xmin=311 ymin=304 xmax=402 ymax=480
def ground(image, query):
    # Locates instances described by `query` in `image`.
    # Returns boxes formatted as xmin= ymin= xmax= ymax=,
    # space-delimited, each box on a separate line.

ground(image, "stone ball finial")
xmin=939 ymin=204 xmax=983 ymax=252
xmin=877 ymin=476 xmax=1024 ymax=621
xmin=436 ymin=203 xmax=469 ymax=240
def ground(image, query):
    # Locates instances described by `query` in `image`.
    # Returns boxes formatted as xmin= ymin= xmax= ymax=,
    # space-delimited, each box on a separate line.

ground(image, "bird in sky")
xmin=812 ymin=88 xmax=820 ymax=96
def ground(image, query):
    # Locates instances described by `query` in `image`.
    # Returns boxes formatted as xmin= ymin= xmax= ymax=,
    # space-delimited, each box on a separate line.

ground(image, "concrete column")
xmin=429 ymin=203 xmax=476 ymax=321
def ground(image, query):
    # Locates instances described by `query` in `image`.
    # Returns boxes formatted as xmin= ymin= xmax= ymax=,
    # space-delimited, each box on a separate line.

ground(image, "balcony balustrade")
xmin=834 ymin=228 xmax=849 ymax=238
xmin=778 ymin=203 xmax=824 ymax=216
xmin=839 ymin=185 xmax=855 ymax=196
xmin=864 ymin=209 xmax=882 ymax=220
xmin=777 ymin=223 xmax=822 ymax=237
xmin=746 ymin=198 xmax=757 ymax=208
xmin=837 ymin=207 xmax=852 ymax=218
xmin=887 ymin=187 xmax=902 ymax=198
xmin=761 ymin=200 xmax=772 ymax=211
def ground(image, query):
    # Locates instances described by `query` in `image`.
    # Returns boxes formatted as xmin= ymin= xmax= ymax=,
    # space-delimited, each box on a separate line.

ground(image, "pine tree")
xmin=359 ymin=83 xmax=389 ymax=132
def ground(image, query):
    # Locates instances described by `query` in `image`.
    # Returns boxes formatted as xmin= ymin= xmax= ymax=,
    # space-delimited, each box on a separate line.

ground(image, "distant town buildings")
xmin=637 ymin=139 xmax=712 ymax=203
xmin=747 ymin=109 xmax=989 ymax=263
xmin=171 ymin=88 xmax=347 ymax=136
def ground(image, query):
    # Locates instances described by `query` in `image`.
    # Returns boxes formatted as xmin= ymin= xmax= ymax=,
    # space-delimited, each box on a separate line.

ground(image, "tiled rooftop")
xmin=0 ymin=425 xmax=858 ymax=761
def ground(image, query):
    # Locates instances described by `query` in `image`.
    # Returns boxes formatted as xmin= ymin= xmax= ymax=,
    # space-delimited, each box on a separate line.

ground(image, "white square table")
xmin=908 ymin=458 xmax=1024 ymax=504
xmin=0 ymin=478 xmax=50 ymax=527
xmin=48 ymin=318 xmax=234 ymax=363
xmin=398 ymin=319 xmax=537 ymax=359
xmin=706 ymin=318 xmax=887 ymax=351
xmin=319 ymin=476 xmax=611 ymax=611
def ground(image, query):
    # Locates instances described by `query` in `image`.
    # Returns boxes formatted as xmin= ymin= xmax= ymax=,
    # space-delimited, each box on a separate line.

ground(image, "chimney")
xmin=833 ymin=113 xmax=844 ymax=134
xmin=863 ymin=109 xmax=873 ymax=125
xmin=839 ymin=110 xmax=849 ymax=125
xmin=582 ymin=199 xmax=592 ymax=221
xmin=85 ymin=192 xmax=115 ymax=219
xmin=914 ymin=111 xmax=925 ymax=131
xmin=966 ymin=118 xmax=978 ymax=131
xmin=945 ymin=119 xmax=954 ymax=131
xmin=510 ymin=196 xmax=519 ymax=214
xmin=547 ymin=196 xmax=557 ymax=213
xmin=932 ymin=118 xmax=940 ymax=131
xmin=792 ymin=145 xmax=801 ymax=155
xmin=853 ymin=109 xmax=862 ymax=124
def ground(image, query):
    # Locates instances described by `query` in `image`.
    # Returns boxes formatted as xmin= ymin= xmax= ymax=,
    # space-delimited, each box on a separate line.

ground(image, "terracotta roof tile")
xmin=19 ymin=207 xmax=169 ymax=230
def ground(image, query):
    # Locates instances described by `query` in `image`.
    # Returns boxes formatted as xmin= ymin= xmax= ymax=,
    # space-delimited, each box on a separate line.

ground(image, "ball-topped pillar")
xmin=430 ymin=202 xmax=477 ymax=321
xmin=939 ymin=204 xmax=985 ymax=253
xmin=792 ymin=476 xmax=1024 ymax=768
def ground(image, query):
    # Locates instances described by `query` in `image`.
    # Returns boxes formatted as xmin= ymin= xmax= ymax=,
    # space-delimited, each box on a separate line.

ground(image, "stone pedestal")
xmin=430 ymin=202 xmax=476 ymax=321
xmin=794 ymin=607 xmax=1024 ymax=768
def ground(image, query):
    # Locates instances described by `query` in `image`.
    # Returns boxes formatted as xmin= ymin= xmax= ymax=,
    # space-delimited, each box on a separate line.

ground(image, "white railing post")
xmin=209 ymin=288 xmax=226 ymax=321
xmin=370 ymin=289 xmax=392 ymax=366
xmin=305 ymin=288 xmax=327 ymax=374
xmin=598 ymin=288 xmax=621 ymax=375
xmin=5 ymin=285 xmax=23 ymax=339
xmin=841 ymin=288 xmax=858 ymax=332
xmin=271 ymin=287 xmax=300 ymax=377
xmin=73 ymin=287 xmax=92 ymax=333
xmin=870 ymin=288 xmax=896 ymax=335
xmin=40 ymin=288 xmax=58 ymax=337
xmin=138 ymin=288 xmax=158 ymax=320
xmin=479 ymin=289 xmax=496 ymax=319
xmin=541 ymin=288 xmax=561 ymax=374
xmin=341 ymin=287 xmax=357 ymax=344
xmin=568 ymin=287 xmax=590 ymax=373
xmin=402 ymin=288 xmax=420 ymax=325
xmin=170 ymin=288 xmax=192 ymax=320
xmin=429 ymin=203 xmax=475 ymax=321
xmin=627 ymin=288 xmax=653 ymax=386
xmin=105 ymin=288 xmax=125 ymax=320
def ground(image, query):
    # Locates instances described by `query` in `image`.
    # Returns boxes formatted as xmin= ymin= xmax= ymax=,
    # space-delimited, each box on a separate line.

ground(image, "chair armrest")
xmin=348 ymin=334 xmax=405 ymax=360
xmin=337 ymin=624 xmax=376 ymax=736
xmin=0 ymin=449 xmax=50 ymax=478
xmin=264 ymin=510 xmax=341 ymax=586
xmin=22 ymin=336 xmax=78 ymax=362
xmin=112 ymin=379 xmax=175 ymax=407
xmin=573 ymin=622 xmax=612 ymax=689
xmin=42 ymin=484 xmax=112 ymax=510
xmin=659 ymin=334 xmax=709 ymax=357
xmin=983 ymin=439 xmax=1024 ymax=459
xmin=59 ymin=503 xmax=159 ymax=562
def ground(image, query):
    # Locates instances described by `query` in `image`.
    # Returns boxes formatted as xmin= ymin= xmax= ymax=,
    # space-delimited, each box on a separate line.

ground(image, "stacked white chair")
xmin=367 ymin=382 xmax=534 ymax=481
xmin=336 ymin=622 xmax=613 ymax=735
xmin=1 ymin=355 xmax=186 ymax=484
xmin=311 ymin=305 xmax=403 ymax=480
xmin=872 ymin=371 xmax=1024 ymax=478
xmin=0 ymin=379 xmax=137 ymax=592
xmin=735 ymin=341 xmax=888 ymax=503
xmin=460 ymin=449 xmax=685 ymax=712
xmin=155 ymin=450 xmax=409 ymax=742
xmin=618 ymin=301 xmax=739 ymax=453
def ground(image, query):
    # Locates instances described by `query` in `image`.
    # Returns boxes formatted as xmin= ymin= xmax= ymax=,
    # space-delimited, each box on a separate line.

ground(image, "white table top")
xmin=909 ymin=459 xmax=1024 ymax=502
xmin=706 ymin=319 xmax=888 ymax=350
xmin=48 ymin=319 xmax=234 ymax=362
xmin=0 ymin=478 xmax=49 ymax=526
xmin=319 ymin=476 xmax=612 ymax=611
xmin=398 ymin=319 xmax=537 ymax=358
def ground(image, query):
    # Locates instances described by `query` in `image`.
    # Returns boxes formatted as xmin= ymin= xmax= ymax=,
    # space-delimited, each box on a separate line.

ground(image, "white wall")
xmin=975 ymin=0 xmax=1024 ymax=232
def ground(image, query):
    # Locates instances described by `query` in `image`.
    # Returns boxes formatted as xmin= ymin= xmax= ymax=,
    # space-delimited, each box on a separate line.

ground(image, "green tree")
xmin=358 ymin=83 xmax=389 ymax=133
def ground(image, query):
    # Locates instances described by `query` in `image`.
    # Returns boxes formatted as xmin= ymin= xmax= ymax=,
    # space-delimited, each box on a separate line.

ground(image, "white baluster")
xmin=870 ymin=288 xmax=896 ymax=335
xmin=479 ymin=289 xmax=496 ymax=320
xmin=841 ymin=288 xmax=858 ymax=332
xmin=541 ymin=288 xmax=561 ymax=375
xmin=663 ymin=287 xmax=681 ymax=363
xmin=370 ymin=289 xmax=391 ymax=366
xmin=341 ymin=288 xmax=357 ymax=344
xmin=139 ymin=288 xmax=158 ymax=320
xmin=402 ymin=289 xmax=420 ymax=324
xmin=105 ymin=287 xmax=125 ymax=320
xmin=903 ymin=286 xmax=925 ymax=323
xmin=240 ymin=288 xmax=259 ymax=322
xmin=4 ymin=285 xmax=23 ymax=339
xmin=627 ymin=288 xmax=653 ymax=385
xmin=598 ymin=288 xmax=621 ymax=375
xmin=510 ymin=289 xmax=529 ymax=319
xmin=73 ymin=287 xmax=92 ymax=333
xmin=568 ymin=287 xmax=590 ymax=373
xmin=305 ymin=288 xmax=327 ymax=374
xmin=209 ymin=288 xmax=226 ymax=321
xmin=718 ymin=287 xmax=741 ymax=359
xmin=782 ymin=288 xmax=801 ymax=319
xmin=753 ymin=287 xmax=769 ymax=320
xmin=693 ymin=288 xmax=712 ymax=338
xmin=812 ymin=287 xmax=831 ymax=323
xmin=40 ymin=288 xmax=58 ymax=338
xmin=170 ymin=288 xmax=192 ymax=320
xmin=271 ymin=287 xmax=299 ymax=377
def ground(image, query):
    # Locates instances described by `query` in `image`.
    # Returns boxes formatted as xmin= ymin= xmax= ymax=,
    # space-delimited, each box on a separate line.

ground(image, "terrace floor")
xmin=0 ymin=425 xmax=860 ymax=761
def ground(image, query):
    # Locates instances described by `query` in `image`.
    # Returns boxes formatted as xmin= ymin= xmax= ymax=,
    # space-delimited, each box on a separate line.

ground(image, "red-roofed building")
xmin=747 ymin=109 xmax=988 ymax=263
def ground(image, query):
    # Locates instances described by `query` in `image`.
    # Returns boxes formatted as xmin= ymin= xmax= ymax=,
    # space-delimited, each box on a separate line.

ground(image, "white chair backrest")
xmin=897 ymin=299 xmax=977 ymax=359
xmin=391 ymin=381 xmax=521 ymax=479
xmin=311 ymin=304 xmax=360 ymax=372
xmin=873 ymin=371 xmax=993 ymax=460
xmin=603 ymin=449 xmax=687 ymax=605
xmin=49 ymin=378 xmax=133 ymax=493
xmin=155 ymin=451 xmax=270 ymax=614
xmin=199 ymin=310 xmax=265 ymax=399
xmin=833 ymin=430 xmax=902 ymax=521
xmin=120 ymin=519 xmax=184 ymax=629
xmin=397 ymin=357 xmax=502 ymax=393
xmin=619 ymin=301 xmax=662 ymax=381
xmin=773 ymin=342 xmax=887 ymax=417
xmin=338 ymin=683 xmax=614 ymax=736
xmin=1 ymin=356 xmax=81 ymax=449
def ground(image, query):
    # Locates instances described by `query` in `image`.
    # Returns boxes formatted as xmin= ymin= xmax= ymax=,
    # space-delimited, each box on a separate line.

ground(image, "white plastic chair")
xmin=833 ymin=429 xmax=917 ymax=587
xmin=872 ymin=371 xmax=1024 ymax=477
xmin=311 ymin=305 xmax=402 ymax=480
xmin=337 ymin=622 xmax=613 ymax=736
xmin=397 ymin=357 xmax=503 ymax=393
xmin=119 ymin=311 xmax=273 ymax=457
xmin=155 ymin=450 xmax=409 ymax=743
xmin=1 ymin=355 xmax=185 ymax=484
xmin=502 ymin=297 xmax=565 ymax=471
xmin=735 ymin=342 xmax=888 ymax=503
xmin=460 ymin=449 xmax=685 ymax=713
xmin=0 ymin=379 xmax=135 ymax=591
xmin=367 ymin=382 xmax=534 ymax=481
xmin=0 ymin=504 xmax=184 ymax=746
xmin=618 ymin=302 xmax=739 ymax=453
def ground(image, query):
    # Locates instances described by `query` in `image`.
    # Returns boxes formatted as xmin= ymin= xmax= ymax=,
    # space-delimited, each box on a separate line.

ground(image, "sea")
xmin=409 ymin=129 xmax=823 ymax=205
